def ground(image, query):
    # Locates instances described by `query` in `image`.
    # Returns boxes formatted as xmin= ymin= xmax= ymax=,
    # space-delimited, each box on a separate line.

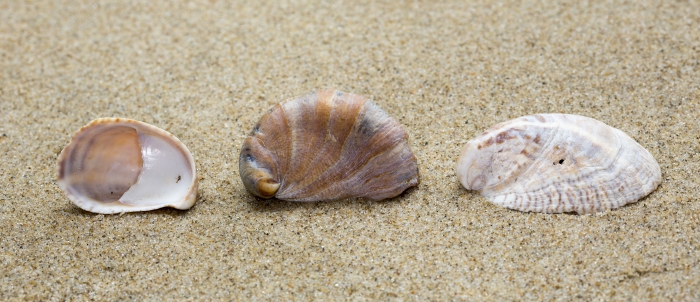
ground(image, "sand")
xmin=1 ymin=0 xmax=699 ymax=300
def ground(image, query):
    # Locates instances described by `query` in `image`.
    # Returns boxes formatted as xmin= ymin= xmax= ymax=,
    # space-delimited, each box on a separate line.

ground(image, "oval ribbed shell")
xmin=239 ymin=90 xmax=420 ymax=201
xmin=456 ymin=114 xmax=661 ymax=214
xmin=57 ymin=118 xmax=198 ymax=214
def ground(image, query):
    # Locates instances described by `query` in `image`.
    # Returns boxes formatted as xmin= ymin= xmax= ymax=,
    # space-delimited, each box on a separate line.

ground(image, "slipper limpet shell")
xmin=57 ymin=118 xmax=198 ymax=214
xmin=239 ymin=90 xmax=420 ymax=201
xmin=456 ymin=114 xmax=661 ymax=214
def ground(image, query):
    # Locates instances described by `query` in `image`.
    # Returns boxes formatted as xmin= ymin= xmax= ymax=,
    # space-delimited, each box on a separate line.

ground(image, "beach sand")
xmin=1 ymin=0 xmax=698 ymax=300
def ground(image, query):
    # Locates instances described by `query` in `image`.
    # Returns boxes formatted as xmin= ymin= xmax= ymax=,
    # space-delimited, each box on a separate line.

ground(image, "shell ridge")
xmin=328 ymin=98 xmax=368 ymax=171
xmin=278 ymin=96 xmax=305 ymax=192
xmin=286 ymin=91 xmax=335 ymax=183
xmin=281 ymin=91 xmax=342 ymax=193
xmin=275 ymin=103 xmax=292 ymax=190
xmin=525 ymin=145 xmax=621 ymax=197
xmin=359 ymin=153 xmax=419 ymax=200
xmin=483 ymin=120 xmax=561 ymax=194
xmin=575 ymin=129 xmax=642 ymax=207
xmin=255 ymin=137 xmax=281 ymax=185
xmin=483 ymin=120 xmax=550 ymax=191
xmin=280 ymin=120 xmax=408 ymax=200
xmin=303 ymin=138 xmax=415 ymax=201
xmin=300 ymin=91 xmax=372 ymax=195
xmin=486 ymin=159 xmax=644 ymax=211
xmin=502 ymin=197 xmax=639 ymax=213
xmin=614 ymin=134 xmax=660 ymax=203
xmin=354 ymin=142 xmax=416 ymax=191
xmin=278 ymin=94 xmax=318 ymax=193
xmin=278 ymin=97 xmax=374 ymax=198
xmin=471 ymin=114 xmax=661 ymax=213
xmin=278 ymin=91 xmax=350 ymax=195
xmin=262 ymin=104 xmax=291 ymax=191
xmin=491 ymin=117 xmax=624 ymax=198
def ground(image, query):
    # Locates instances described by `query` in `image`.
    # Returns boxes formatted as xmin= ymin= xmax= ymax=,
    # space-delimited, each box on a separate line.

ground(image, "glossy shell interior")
xmin=57 ymin=118 xmax=198 ymax=214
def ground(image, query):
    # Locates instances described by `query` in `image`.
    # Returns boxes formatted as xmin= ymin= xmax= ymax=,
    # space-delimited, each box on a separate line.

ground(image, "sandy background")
xmin=1 ymin=0 xmax=699 ymax=300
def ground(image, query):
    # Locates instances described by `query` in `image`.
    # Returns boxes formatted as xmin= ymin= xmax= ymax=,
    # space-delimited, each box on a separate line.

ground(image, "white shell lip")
xmin=57 ymin=118 xmax=198 ymax=214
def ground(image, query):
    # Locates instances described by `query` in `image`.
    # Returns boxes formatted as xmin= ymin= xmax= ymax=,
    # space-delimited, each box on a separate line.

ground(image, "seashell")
xmin=456 ymin=114 xmax=661 ymax=214
xmin=57 ymin=118 xmax=198 ymax=214
xmin=239 ymin=90 xmax=420 ymax=201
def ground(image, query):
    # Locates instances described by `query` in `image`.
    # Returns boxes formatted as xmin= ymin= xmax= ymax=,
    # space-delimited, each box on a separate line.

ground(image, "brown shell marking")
xmin=58 ymin=124 xmax=143 ymax=203
xmin=239 ymin=90 xmax=420 ymax=201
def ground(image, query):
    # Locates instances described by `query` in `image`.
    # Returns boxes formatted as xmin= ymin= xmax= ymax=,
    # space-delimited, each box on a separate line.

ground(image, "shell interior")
xmin=58 ymin=118 xmax=197 ymax=214
xmin=120 ymin=132 xmax=194 ymax=206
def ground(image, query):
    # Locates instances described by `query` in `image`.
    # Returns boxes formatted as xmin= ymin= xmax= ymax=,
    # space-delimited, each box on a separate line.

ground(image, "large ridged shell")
xmin=239 ymin=90 xmax=420 ymax=201
xmin=57 ymin=118 xmax=198 ymax=214
xmin=456 ymin=114 xmax=661 ymax=214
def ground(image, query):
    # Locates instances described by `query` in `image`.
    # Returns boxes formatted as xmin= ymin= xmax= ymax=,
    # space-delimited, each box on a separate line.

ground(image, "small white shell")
xmin=456 ymin=114 xmax=661 ymax=214
xmin=57 ymin=118 xmax=198 ymax=214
